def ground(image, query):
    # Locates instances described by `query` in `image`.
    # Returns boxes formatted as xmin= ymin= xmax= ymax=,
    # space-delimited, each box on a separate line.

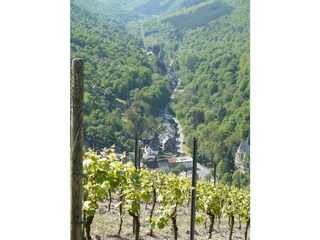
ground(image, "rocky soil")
xmin=89 ymin=200 xmax=250 ymax=240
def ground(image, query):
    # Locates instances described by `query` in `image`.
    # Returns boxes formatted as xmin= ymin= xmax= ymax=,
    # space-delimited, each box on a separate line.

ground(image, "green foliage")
xmin=155 ymin=174 xmax=192 ymax=238
xmin=71 ymin=4 xmax=171 ymax=151
xmin=161 ymin=1 xmax=234 ymax=29
xmin=122 ymin=0 xmax=179 ymax=15
xmin=132 ymin=0 xmax=162 ymax=15
xmin=197 ymin=182 xmax=224 ymax=217
xmin=181 ymin=0 xmax=208 ymax=9
xmin=182 ymin=54 xmax=201 ymax=72
xmin=171 ymin=163 xmax=187 ymax=175
xmin=217 ymin=160 xmax=229 ymax=177
xmin=139 ymin=0 xmax=250 ymax=174
xmin=72 ymin=0 xmax=250 ymax=188
xmin=221 ymin=172 xmax=232 ymax=185
xmin=82 ymin=148 xmax=250 ymax=239
xmin=232 ymin=169 xmax=244 ymax=188
xmin=71 ymin=0 xmax=139 ymax=28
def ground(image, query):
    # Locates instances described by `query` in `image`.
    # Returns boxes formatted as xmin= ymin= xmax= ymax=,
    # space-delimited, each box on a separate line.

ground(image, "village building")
xmin=146 ymin=51 xmax=154 ymax=56
xmin=163 ymin=138 xmax=176 ymax=152
xmin=166 ymin=157 xmax=179 ymax=168
xmin=141 ymin=135 xmax=160 ymax=159
xmin=140 ymin=138 xmax=150 ymax=145
xmin=162 ymin=156 xmax=193 ymax=169
xmin=235 ymin=140 xmax=250 ymax=172
xmin=176 ymin=156 xmax=193 ymax=169
xmin=144 ymin=158 xmax=170 ymax=171
xmin=143 ymin=145 xmax=159 ymax=160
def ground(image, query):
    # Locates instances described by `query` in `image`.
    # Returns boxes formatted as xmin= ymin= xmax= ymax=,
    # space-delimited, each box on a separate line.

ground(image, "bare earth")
xmin=90 ymin=200 xmax=250 ymax=240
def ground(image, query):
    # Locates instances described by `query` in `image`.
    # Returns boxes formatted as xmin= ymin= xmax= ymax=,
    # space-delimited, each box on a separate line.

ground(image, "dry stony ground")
xmin=89 ymin=200 xmax=250 ymax=240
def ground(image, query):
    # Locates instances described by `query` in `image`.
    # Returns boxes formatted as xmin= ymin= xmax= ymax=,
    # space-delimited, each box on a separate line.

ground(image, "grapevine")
xmin=81 ymin=147 xmax=250 ymax=239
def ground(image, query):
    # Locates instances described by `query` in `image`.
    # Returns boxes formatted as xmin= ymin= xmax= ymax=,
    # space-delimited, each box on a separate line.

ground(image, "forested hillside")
xmin=82 ymin=0 xmax=214 ymax=16
xmin=71 ymin=0 xmax=250 ymax=185
xmin=71 ymin=4 xmax=171 ymax=151
xmin=160 ymin=1 xmax=234 ymax=29
xmin=70 ymin=1 xmax=250 ymax=238
xmin=71 ymin=0 xmax=139 ymax=28
xmin=136 ymin=0 xmax=250 ymax=182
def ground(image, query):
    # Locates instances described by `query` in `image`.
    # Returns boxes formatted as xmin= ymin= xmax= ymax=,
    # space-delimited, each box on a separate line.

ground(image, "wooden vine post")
xmin=138 ymin=146 xmax=142 ymax=169
xmin=134 ymin=132 xmax=138 ymax=169
xmin=190 ymin=137 xmax=198 ymax=240
xmin=133 ymin=132 xmax=138 ymax=234
xmin=70 ymin=58 xmax=84 ymax=240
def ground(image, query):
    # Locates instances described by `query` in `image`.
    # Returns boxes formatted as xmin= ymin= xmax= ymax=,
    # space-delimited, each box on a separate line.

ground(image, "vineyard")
xmin=82 ymin=147 xmax=250 ymax=240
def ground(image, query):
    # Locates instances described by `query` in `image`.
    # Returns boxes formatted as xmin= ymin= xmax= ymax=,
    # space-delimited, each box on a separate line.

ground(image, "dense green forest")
xmin=71 ymin=0 xmax=250 ymax=185
xmin=71 ymin=4 xmax=171 ymax=151
xmin=134 ymin=0 xmax=250 ymax=181
xmin=161 ymin=1 xmax=234 ymax=29
xmin=71 ymin=0 xmax=139 ymax=28
xmin=73 ymin=0 xmax=218 ymax=17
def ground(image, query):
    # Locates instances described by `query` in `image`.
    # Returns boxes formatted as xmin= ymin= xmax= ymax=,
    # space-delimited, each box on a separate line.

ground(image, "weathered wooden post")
xmin=70 ymin=58 xmax=84 ymax=240
xmin=213 ymin=162 xmax=217 ymax=186
xmin=190 ymin=137 xmax=198 ymax=240
xmin=133 ymin=132 xmax=138 ymax=234
xmin=138 ymin=146 xmax=141 ymax=169
xmin=134 ymin=132 xmax=138 ymax=169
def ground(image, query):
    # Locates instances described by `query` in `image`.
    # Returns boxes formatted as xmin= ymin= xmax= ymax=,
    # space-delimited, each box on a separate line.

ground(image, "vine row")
xmin=82 ymin=147 xmax=250 ymax=240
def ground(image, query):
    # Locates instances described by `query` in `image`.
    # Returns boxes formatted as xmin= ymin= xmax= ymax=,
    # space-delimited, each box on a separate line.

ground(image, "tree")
xmin=188 ymin=107 xmax=205 ymax=127
xmin=217 ymin=160 xmax=228 ymax=179
xmin=172 ymin=163 xmax=187 ymax=175
xmin=152 ymin=44 xmax=160 ymax=56
xmin=184 ymin=54 xmax=200 ymax=72
xmin=232 ymin=169 xmax=243 ymax=188
xmin=221 ymin=172 xmax=232 ymax=185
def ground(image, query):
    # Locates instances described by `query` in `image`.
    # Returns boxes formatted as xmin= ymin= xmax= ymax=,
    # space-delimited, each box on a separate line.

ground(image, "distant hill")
xmin=71 ymin=0 xmax=139 ymax=28
xmin=96 ymin=0 xmax=215 ymax=16
xmin=161 ymin=1 xmax=234 ymax=29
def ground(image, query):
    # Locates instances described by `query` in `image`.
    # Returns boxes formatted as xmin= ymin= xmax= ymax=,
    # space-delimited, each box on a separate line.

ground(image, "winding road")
xmin=162 ymin=58 xmax=211 ymax=179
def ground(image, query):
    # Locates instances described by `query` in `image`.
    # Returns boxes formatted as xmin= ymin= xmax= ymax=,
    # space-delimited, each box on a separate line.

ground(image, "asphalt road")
xmin=165 ymin=59 xmax=211 ymax=179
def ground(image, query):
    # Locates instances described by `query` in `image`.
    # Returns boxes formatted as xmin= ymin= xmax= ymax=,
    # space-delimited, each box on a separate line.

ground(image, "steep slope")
xmin=160 ymin=1 xmax=234 ymax=29
xmin=98 ymin=0 xmax=211 ymax=16
xmin=71 ymin=4 xmax=171 ymax=151
xmin=71 ymin=0 xmax=250 ymax=184
xmin=138 ymin=0 xmax=250 ymax=180
xmin=71 ymin=0 xmax=139 ymax=28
